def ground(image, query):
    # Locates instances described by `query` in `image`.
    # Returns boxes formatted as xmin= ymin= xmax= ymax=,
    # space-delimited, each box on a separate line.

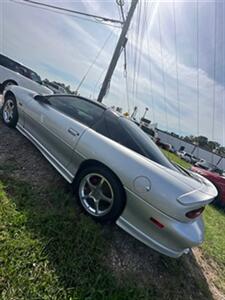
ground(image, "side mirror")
xmin=34 ymin=95 xmax=48 ymax=103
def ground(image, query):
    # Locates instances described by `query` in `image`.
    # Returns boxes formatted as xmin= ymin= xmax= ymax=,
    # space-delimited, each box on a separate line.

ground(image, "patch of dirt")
xmin=0 ymin=117 xmax=224 ymax=300
xmin=0 ymin=123 xmax=65 ymax=189
xmin=193 ymin=248 xmax=225 ymax=300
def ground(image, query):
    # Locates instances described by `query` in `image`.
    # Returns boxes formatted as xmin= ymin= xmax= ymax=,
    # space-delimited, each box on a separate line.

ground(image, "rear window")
xmin=119 ymin=117 xmax=177 ymax=171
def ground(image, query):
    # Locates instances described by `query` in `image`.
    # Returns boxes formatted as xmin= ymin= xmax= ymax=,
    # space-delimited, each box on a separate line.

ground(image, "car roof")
xmin=48 ymin=94 xmax=108 ymax=110
xmin=0 ymin=53 xmax=39 ymax=76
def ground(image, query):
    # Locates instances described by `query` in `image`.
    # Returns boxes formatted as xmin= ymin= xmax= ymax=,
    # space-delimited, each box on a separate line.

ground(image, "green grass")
xmin=0 ymin=177 xmax=158 ymax=300
xmin=1 ymin=151 xmax=225 ymax=299
xmin=202 ymin=206 xmax=225 ymax=291
xmin=163 ymin=149 xmax=225 ymax=293
xmin=162 ymin=150 xmax=191 ymax=169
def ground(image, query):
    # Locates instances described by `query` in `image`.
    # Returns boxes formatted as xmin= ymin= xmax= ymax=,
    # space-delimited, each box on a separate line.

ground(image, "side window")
xmin=29 ymin=71 xmax=42 ymax=83
xmin=18 ymin=66 xmax=30 ymax=79
xmin=104 ymin=114 xmax=141 ymax=153
xmin=47 ymin=96 xmax=104 ymax=127
xmin=0 ymin=55 xmax=16 ymax=71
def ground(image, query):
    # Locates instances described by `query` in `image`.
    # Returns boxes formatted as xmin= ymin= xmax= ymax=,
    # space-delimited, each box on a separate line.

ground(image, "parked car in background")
xmin=0 ymin=53 xmax=52 ymax=95
xmin=177 ymin=151 xmax=199 ymax=164
xmin=1 ymin=85 xmax=218 ymax=258
xmin=192 ymin=161 xmax=225 ymax=207
xmin=177 ymin=151 xmax=191 ymax=162
xmin=177 ymin=150 xmax=186 ymax=158
xmin=195 ymin=160 xmax=223 ymax=175
xmin=155 ymin=139 xmax=175 ymax=152
xmin=190 ymin=155 xmax=199 ymax=164
xmin=43 ymin=80 xmax=67 ymax=94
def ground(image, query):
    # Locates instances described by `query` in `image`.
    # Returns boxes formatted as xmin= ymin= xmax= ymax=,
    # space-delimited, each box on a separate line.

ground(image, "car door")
xmin=39 ymin=95 xmax=105 ymax=171
xmin=40 ymin=103 xmax=87 ymax=169
xmin=22 ymin=94 xmax=47 ymax=144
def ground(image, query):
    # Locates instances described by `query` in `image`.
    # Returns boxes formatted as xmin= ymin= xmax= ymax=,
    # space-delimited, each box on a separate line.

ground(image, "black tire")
xmin=2 ymin=80 xmax=17 ymax=92
xmin=74 ymin=165 xmax=125 ymax=223
xmin=2 ymin=95 xmax=18 ymax=127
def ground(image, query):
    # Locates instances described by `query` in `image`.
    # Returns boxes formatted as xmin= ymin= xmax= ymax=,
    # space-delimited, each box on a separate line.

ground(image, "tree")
xmin=208 ymin=141 xmax=220 ymax=152
xmin=194 ymin=136 xmax=208 ymax=148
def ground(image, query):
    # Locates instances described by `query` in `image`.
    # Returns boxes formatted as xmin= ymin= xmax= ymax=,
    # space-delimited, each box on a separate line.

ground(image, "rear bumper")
xmin=116 ymin=188 xmax=205 ymax=258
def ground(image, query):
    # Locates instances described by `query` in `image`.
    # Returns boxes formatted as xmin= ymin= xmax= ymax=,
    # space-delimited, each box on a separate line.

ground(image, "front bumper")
xmin=116 ymin=188 xmax=204 ymax=258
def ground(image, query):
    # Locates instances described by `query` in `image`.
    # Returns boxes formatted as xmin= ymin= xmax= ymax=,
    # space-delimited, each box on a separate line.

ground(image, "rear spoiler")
xmin=177 ymin=173 xmax=218 ymax=207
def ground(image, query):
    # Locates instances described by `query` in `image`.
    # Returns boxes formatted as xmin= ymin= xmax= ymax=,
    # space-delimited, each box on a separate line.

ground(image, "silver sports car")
xmin=1 ymin=86 xmax=218 ymax=258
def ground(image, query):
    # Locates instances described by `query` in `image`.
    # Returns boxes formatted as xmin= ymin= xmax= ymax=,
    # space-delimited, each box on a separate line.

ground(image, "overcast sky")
xmin=0 ymin=0 xmax=225 ymax=146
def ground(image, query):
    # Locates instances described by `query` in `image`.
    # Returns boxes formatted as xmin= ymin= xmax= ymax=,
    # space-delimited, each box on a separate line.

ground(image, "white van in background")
xmin=43 ymin=80 xmax=67 ymax=94
xmin=0 ymin=53 xmax=52 ymax=95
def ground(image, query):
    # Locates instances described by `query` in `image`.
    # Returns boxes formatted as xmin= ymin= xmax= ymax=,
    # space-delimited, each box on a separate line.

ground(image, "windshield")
xmin=119 ymin=117 xmax=178 ymax=172
xmin=29 ymin=71 xmax=42 ymax=84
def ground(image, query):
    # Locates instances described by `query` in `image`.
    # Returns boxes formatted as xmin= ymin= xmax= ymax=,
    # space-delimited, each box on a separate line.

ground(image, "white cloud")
xmin=1 ymin=0 xmax=224 ymax=146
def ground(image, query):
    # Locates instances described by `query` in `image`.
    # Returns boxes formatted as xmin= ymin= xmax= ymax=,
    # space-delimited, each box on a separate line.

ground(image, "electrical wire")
xmin=173 ymin=1 xmax=181 ymax=148
xmin=223 ymin=1 xmax=225 ymax=169
xmin=135 ymin=1 xmax=145 ymax=104
xmin=10 ymin=0 xmax=123 ymax=28
xmin=143 ymin=1 xmax=155 ymax=123
xmin=196 ymin=0 xmax=200 ymax=158
xmin=75 ymin=30 xmax=114 ymax=93
xmin=116 ymin=0 xmax=130 ymax=113
xmin=131 ymin=2 xmax=141 ymax=109
xmin=158 ymin=6 xmax=169 ymax=137
xmin=212 ymin=0 xmax=217 ymax=163
xmin=91 ymin=30 xmax=119 ymax=100
xmin=22 ymin=0 xmax=123 ymax=24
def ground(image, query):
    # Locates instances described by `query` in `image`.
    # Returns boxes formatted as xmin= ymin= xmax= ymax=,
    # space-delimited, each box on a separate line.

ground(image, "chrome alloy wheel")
xmin=3 ymin=99 xmax=15 ymax=123
xmin=79 ymin=173 xmax=114 ymax=217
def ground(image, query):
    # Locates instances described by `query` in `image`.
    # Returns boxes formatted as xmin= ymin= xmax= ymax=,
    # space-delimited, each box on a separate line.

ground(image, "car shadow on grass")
xmin=0 ymin=175 xmax=214 ymax=300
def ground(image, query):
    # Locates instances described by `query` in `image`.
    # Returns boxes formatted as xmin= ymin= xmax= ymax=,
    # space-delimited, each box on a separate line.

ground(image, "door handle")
xmin=68 ymin=128 xmax=79 ymax=137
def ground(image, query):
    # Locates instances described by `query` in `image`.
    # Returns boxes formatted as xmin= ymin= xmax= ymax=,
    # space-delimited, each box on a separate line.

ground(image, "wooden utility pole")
xmin=97 ymin=0 xmax=139 ymax=102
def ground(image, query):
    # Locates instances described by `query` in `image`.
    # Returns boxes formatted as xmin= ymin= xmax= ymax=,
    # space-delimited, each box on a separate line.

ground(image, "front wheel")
xmin=74 ymin=166 xmax=125 ymax=223
xmin=2 ymin=96 xmax=18 ymax=127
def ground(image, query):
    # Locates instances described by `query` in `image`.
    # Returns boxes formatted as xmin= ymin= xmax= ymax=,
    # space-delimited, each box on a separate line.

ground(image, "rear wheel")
xmin=74 ymin=166 xmax=125 ymax=223
xmin=2 ymin=96 xmax=18 ymax=127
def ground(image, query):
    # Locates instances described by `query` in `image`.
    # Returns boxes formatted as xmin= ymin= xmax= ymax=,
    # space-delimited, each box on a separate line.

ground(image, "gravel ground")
xmin=0 ymin=99 xmax=224 ymax=300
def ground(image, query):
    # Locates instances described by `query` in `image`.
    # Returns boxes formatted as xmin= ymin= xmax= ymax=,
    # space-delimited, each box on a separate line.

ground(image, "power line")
xmin=173 ymin=1 xmax=181 ymax=144
xmin=158 ymin=6 xmax=169 ymax=136
xmin=97 ymin=0 xmax=138 ymax=103
xmin=116 ymin=0 xmax=130 ymax=112
xmin=135 ymin=2 xmax=145 ymax=104
xmin=10 ymin=0 xmax=122 ymax=28
xmin=196 ymin=0 xmax=200 ymax=158
xmin=144 ymin=2 xmax=155 ymax=123
xmin=75 ymin=31 xmax=115 ymax=93
xmin=131 ymin=3 xmax=141 ymax=108
xmin=212 ymin=0 xmax=217 ymax=163
xmin=222 ymin=1 xmax=225 ymax=169
xmin=21 ymin=0 xmax=124 ymax=25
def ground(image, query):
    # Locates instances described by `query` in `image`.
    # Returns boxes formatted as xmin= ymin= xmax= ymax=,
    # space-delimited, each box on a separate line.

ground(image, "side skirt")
xmin=16 ymin=123 xmax=74 ymax=183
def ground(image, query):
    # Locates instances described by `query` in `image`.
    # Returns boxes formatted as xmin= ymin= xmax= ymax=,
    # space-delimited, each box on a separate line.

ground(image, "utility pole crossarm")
xmin=97 ymin=0 xmax=138 ymax=103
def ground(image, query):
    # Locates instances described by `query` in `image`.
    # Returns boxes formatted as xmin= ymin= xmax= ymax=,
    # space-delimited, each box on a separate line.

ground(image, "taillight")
xmin=186 ymin=207 xmax=205 ymax=219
